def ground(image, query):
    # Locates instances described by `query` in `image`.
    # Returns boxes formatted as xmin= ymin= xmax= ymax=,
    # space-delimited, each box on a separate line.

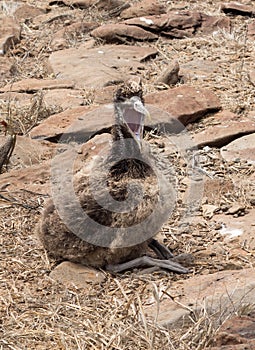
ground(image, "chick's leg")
xmin=106 ymin=256 xmax=189 ymax=274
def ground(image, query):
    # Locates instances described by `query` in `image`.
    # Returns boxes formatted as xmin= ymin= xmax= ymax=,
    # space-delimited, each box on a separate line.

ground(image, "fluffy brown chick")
xmin=38 ymin=82 xmax=189 ymax=274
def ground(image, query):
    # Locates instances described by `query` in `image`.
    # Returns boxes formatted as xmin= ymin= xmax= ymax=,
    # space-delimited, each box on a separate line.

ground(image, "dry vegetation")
xmin=1 ymin=0 xmax=255 ymax=349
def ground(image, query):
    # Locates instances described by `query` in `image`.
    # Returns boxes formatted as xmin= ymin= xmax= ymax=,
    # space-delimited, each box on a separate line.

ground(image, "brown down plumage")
xmin=37 ymin=82 xmax=189 ymax=274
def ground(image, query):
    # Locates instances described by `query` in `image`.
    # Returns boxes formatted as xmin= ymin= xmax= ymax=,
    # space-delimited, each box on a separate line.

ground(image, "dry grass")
xmin=1 ymin=200 xmax=253 ymax=349
xmin=1 ymin=0 xmax=255 ymax=349
xmin=0 ymin=90 xmax=63 ymax=135
xmin=149 ymin=22 xmax=255 ymax=114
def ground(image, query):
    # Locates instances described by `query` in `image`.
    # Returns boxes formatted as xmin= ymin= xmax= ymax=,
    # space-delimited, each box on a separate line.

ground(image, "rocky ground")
xmin=0 ymin=0 xmax=255 ymax=349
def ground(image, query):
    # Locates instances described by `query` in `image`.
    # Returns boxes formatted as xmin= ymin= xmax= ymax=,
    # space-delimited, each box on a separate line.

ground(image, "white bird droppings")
xmin=139 ymin=17 xmax=154 ymax=25
xmin=220 ymin=224 xmax=243 ymax=238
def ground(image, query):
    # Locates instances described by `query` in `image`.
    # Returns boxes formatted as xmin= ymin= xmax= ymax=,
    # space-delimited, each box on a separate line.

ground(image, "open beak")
xmin=121 ymin=96 xmax=150 ymax=142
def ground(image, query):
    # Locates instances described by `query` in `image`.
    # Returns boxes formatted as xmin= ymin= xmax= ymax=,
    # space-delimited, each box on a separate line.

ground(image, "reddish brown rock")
xmin=210 ymin=313 xmax=255 ymax=349
xmin=43 ymin=89 xmax=88 ymax=110
xmin=29 ymin=106 xmax=98 ymax=141
xmin=145 ymin=85 xmax=221 ymax=127
xmin=200 ymin=13 xmax=231 ymax=35
xmin=145 ymin=268 xmax=255 ymax=328
xmin=93 ymin=86 xmax=117 ymax=104
xmin=221 ymin=2 xmax=254 ymax=16
xmin=91 ymin=23 xmax=158 ymax=42
xmin=0 ymin=133 xmax=110 ymax=195
xmin=0 ymin=160 xmax=51 ymax=195
xmin=247 ymin=110 xmax=255 ymax=121
xmin=9 ymin=136 xmax=57 ymax=168
xmin=0 ymin=134 xmax=56 ymax=172
xmin=14 ymin=4 xmax=45 ymax=22
xmin=180 ymin=59 xmax=218 ymax=81
xmin=48 ymin=44 xmax=157 ymax=88
xmin=0 ymin=78 xmax=74 ymax=93
xmin=120 ymin=0 xmax=166 ymax=19
xmin=0 ymin=16 xmax=21 ymax=54
xmin=124 ymin=11 xmax=230 ymax=39
xmin=226 ymin=203 xmax=245 ymax=215
xmin=31 ymin=11 xmax=74 ymax=29
xmin=220 ymin=133 xmax=255 ymax=164
xmin=191 ymin=111 xmax=255 ymax=148
xmin=124 ymin=11 xmax=202 ymax=38
xmin=155 ymin=61 xmax=180 ymax=86
xmin=30 ymin=87 xmax=220 ymax=145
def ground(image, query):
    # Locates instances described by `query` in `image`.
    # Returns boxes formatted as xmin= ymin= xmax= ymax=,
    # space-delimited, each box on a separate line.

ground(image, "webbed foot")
xmin=106 ymin=255 xmax=189 ymax=274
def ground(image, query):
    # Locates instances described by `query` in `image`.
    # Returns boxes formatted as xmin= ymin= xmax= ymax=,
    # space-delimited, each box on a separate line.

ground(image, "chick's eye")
xmin=133 ymin=101 xmax=145 ymax=114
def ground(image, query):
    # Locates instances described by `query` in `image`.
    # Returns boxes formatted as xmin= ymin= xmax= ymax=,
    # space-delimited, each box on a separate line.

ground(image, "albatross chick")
xmin=38 ymin=82 xmax=189 ymax=274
